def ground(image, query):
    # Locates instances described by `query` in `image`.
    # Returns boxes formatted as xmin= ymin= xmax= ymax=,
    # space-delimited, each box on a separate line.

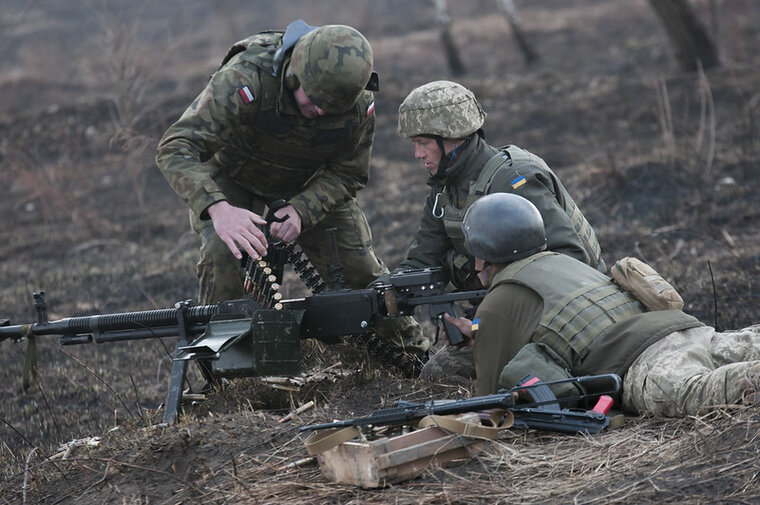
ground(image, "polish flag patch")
xmin=366 ymin=101 xmax=375 ymax=116
xmin=238 ymin=86 xmax=255 ymax=104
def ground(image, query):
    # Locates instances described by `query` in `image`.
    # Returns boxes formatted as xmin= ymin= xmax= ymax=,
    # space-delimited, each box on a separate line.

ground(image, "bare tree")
xmin=497 ymin=0 xmax=538 ymax=65
xmin=647 ymin=0 xmax=721 ymax=71
xmin=434 ymin=0 xmax=466 ymax=76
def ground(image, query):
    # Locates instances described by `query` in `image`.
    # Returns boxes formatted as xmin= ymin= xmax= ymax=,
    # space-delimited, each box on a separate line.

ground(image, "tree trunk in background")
xmin=647 ymin=0 xmax=721 ymax=71
xmin=497 ymin=0 xmax=539 ymax=65
xmin=434 ymin=0 xmax=466 ymax=76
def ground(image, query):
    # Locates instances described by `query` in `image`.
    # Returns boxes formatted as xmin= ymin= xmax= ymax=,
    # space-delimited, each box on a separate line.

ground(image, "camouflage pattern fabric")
xmin=398 ymin=80 xmax=486 ymax=139
xmin=190 ymin=167 xmax=428 ymax=354
xmin=419 ymin=344 xmax=476 ymax=381
xmin=158 ymin=28 xmax=427 ymax=354
xmin=290 ymin=25 xmax=373 ymax=114
xmin=623 ymin=324 xmax=760 ymax=416
xmin=156 ymin=29 xmax=375 ymax=230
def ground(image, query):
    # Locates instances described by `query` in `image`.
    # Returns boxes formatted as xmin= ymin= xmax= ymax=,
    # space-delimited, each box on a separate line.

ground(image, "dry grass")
xmin=2 ymin=0 xmax=760 ymax=503
xmin=3 ymin=405 xmax=759 ymax=504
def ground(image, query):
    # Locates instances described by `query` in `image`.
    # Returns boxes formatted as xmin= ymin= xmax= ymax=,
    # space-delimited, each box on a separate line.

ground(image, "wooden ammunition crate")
xmin=315 ymin=414 xmax=485 ymax=488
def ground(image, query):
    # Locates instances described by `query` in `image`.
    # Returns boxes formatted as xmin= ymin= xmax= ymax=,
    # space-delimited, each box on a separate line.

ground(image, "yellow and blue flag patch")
xmin=511 ymin=175 xmax=527 ymax=190
xmin=471 ymin=318 xmax=480 ymax=331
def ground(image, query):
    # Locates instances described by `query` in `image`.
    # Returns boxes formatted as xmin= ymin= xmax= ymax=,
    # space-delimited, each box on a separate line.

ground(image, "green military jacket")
xmin=155 ymin=31 xmax=376 ymax=229
xmin=399 ymin=135 xmax=604 ymax=288
xmin=472 ymin=252 xmax=704 ymax=395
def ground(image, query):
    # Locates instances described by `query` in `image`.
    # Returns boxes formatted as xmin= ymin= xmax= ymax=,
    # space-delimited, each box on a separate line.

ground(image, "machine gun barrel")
xmin=0 ymin=304 xmax=217 ymax=343
xmin=2 ymin=267 xmax=487 ymax=423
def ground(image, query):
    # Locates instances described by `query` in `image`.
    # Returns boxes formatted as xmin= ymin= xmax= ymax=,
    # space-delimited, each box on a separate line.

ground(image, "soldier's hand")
xmin=442 ymin=312 xmax=474 ymax=348
xmin=269 ymin=205 xmax=302 ymax=243
xmin=207 ymin=201 xmax=268 ymax=260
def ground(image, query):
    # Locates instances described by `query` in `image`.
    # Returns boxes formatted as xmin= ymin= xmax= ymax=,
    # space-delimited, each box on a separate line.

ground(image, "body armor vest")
xmin=492 ymin=252 xmax=645 ymax=367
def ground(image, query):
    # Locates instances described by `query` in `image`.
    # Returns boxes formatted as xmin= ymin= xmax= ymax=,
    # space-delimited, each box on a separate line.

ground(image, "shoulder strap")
xmin=504 ymin=144 xmax=533 ymax=163
xmin=302 ymin=411 xmax=514 ymax=455
xmin=418 ymin=410 xmax=514 ymax=440
xmin=303 ymin=426 xmax=361 ymax=455
xmin=472 ymin=150 xmax=511 ymax=195
xmin=219 ymin=31 xmax=283 ymax=71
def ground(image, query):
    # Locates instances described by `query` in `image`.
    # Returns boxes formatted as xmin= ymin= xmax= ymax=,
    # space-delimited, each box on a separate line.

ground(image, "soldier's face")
xmin=411 ymin=137 xmax=442 ymax=176
xmin=475 ymin=258 xmax=495 ymax=287
xmin=294 ymin=86 xmax=327 ymax=118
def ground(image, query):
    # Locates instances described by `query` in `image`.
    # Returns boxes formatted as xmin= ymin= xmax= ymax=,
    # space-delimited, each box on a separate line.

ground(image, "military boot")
xmin=739 ymin=363 xmax=760 ymax=406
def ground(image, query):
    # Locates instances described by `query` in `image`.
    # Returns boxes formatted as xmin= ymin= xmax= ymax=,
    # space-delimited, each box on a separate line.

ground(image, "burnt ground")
xmin=1 ymin=0 xmax=760 ymax=503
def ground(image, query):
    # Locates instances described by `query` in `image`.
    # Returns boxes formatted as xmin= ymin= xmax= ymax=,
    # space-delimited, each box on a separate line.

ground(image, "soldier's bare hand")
xmin=269 ymin=205 xmax=302 ymax=243
xmin=442 ymin=312 xmax=475 ymax=348
xmin=207 ymin=201 xmax=268 ymax=260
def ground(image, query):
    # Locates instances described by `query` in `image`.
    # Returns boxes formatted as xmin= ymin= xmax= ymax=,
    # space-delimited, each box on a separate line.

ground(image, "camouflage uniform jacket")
xmin=399 ymin=135 xmax=603 ymax=285
xmin=472 ymin=252 xmax=703 ymax=395
xmin=155 ymin=31 xmax=376 ymax=229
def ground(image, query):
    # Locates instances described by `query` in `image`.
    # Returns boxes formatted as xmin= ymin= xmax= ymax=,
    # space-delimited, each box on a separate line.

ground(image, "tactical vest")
xmin=211 ymin=33 xmax=369 ymax=193
xmin=492 ymin=252 xmax=645 ymax=368
xmin=437 ymin=145 xmax=602 ymax=269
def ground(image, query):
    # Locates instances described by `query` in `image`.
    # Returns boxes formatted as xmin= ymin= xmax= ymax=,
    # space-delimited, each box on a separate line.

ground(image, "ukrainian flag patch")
xmin=471 ymin=318 xmax=480 ymax=331
xmin=511 ymin=175 xmax=527 ymax=189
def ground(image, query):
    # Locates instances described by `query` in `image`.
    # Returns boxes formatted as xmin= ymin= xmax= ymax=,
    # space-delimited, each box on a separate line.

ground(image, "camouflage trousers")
xmin=419 ymin=344 xmax=476 ymax=381
xmin=623 ymin=324 xmax=760 ymax=416
xmin=189 ymin=175 xmax=428 ymax=355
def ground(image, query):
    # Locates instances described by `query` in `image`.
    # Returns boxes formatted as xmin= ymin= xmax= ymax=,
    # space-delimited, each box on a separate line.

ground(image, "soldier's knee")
xmin=419 ymin=346 xmax=476 ymax=381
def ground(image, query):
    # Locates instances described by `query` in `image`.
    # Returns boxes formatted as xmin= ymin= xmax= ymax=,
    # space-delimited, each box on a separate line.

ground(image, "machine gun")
xmin=1 ymin=267 xmax=484 ymax=424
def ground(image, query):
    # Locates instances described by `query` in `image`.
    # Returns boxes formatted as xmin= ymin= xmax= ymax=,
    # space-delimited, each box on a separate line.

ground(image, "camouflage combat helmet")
xmin=398 ymin=80 xmax=486 ymax=139
xmin=463 ymin=193 xmax=547 ymax=264
xmin=289 ymin=25 xmax=373 ymax=114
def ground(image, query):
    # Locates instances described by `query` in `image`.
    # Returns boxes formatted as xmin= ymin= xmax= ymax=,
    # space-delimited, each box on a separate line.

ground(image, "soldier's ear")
xmin=284 ymin=66 xmax=299 ymax=90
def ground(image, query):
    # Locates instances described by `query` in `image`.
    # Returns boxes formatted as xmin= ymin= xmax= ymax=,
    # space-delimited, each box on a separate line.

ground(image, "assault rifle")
xmin=300 ymin=374 xmax=622 ymax=435
xmin=1 ymin=266 xmax=484 ymax=424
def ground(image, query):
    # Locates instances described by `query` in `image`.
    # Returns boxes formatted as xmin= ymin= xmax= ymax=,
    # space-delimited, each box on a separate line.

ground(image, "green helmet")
xmin=463 ymin=193 xmax=547 ymax=264
xmin=398 ymin=80 xmax=486 ymax=139
xmin=289 ymin=25 xmax=373 ymax=114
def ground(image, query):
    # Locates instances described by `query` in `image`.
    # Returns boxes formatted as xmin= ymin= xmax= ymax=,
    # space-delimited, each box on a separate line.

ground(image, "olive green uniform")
xmin=473 ymin=252 xmax=760 ymax=416
xmin=400 ymin=135 xmax=604 ymax=291
xmin=156 ymin=29 xmax=427 ymax=352
xmin=415 ymin=135 xmax=604 ymax=379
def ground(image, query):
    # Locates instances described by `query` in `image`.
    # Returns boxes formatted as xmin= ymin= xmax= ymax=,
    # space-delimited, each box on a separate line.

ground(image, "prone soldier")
xmin=446 ymin=193 xmax=760 ymax=416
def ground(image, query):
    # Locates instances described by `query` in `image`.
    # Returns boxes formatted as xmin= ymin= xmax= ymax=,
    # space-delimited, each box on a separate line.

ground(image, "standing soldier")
xmin=393 ymin=80 xmax=604 ymax=381
xmin=156 ymin=20 xmax=428 ymax=380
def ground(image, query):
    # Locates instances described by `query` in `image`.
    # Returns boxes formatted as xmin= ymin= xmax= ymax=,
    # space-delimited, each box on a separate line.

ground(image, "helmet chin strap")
xmin=477 ymin=260 xmax=492 ymax=286
xmin=432 ymin=135 xmax=472 ymax=181
xmin=433 ymin=137 xmax=449 ymax=180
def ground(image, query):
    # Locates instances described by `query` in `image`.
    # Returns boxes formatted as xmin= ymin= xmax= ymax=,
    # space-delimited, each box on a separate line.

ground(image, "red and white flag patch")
xmin=238 ymin=86 xmax=255 ymax=104
xmin=366 ymin=101 xmax=375 ymax=116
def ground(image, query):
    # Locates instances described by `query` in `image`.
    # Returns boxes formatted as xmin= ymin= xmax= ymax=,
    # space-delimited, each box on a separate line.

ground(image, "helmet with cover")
xmin=463 ymin=193 xmax=547 ymax=264
xmin=398 ymin=80 xmax=486 ymax=139
xmin=289 ymin=25 xmax=373 ymax=114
